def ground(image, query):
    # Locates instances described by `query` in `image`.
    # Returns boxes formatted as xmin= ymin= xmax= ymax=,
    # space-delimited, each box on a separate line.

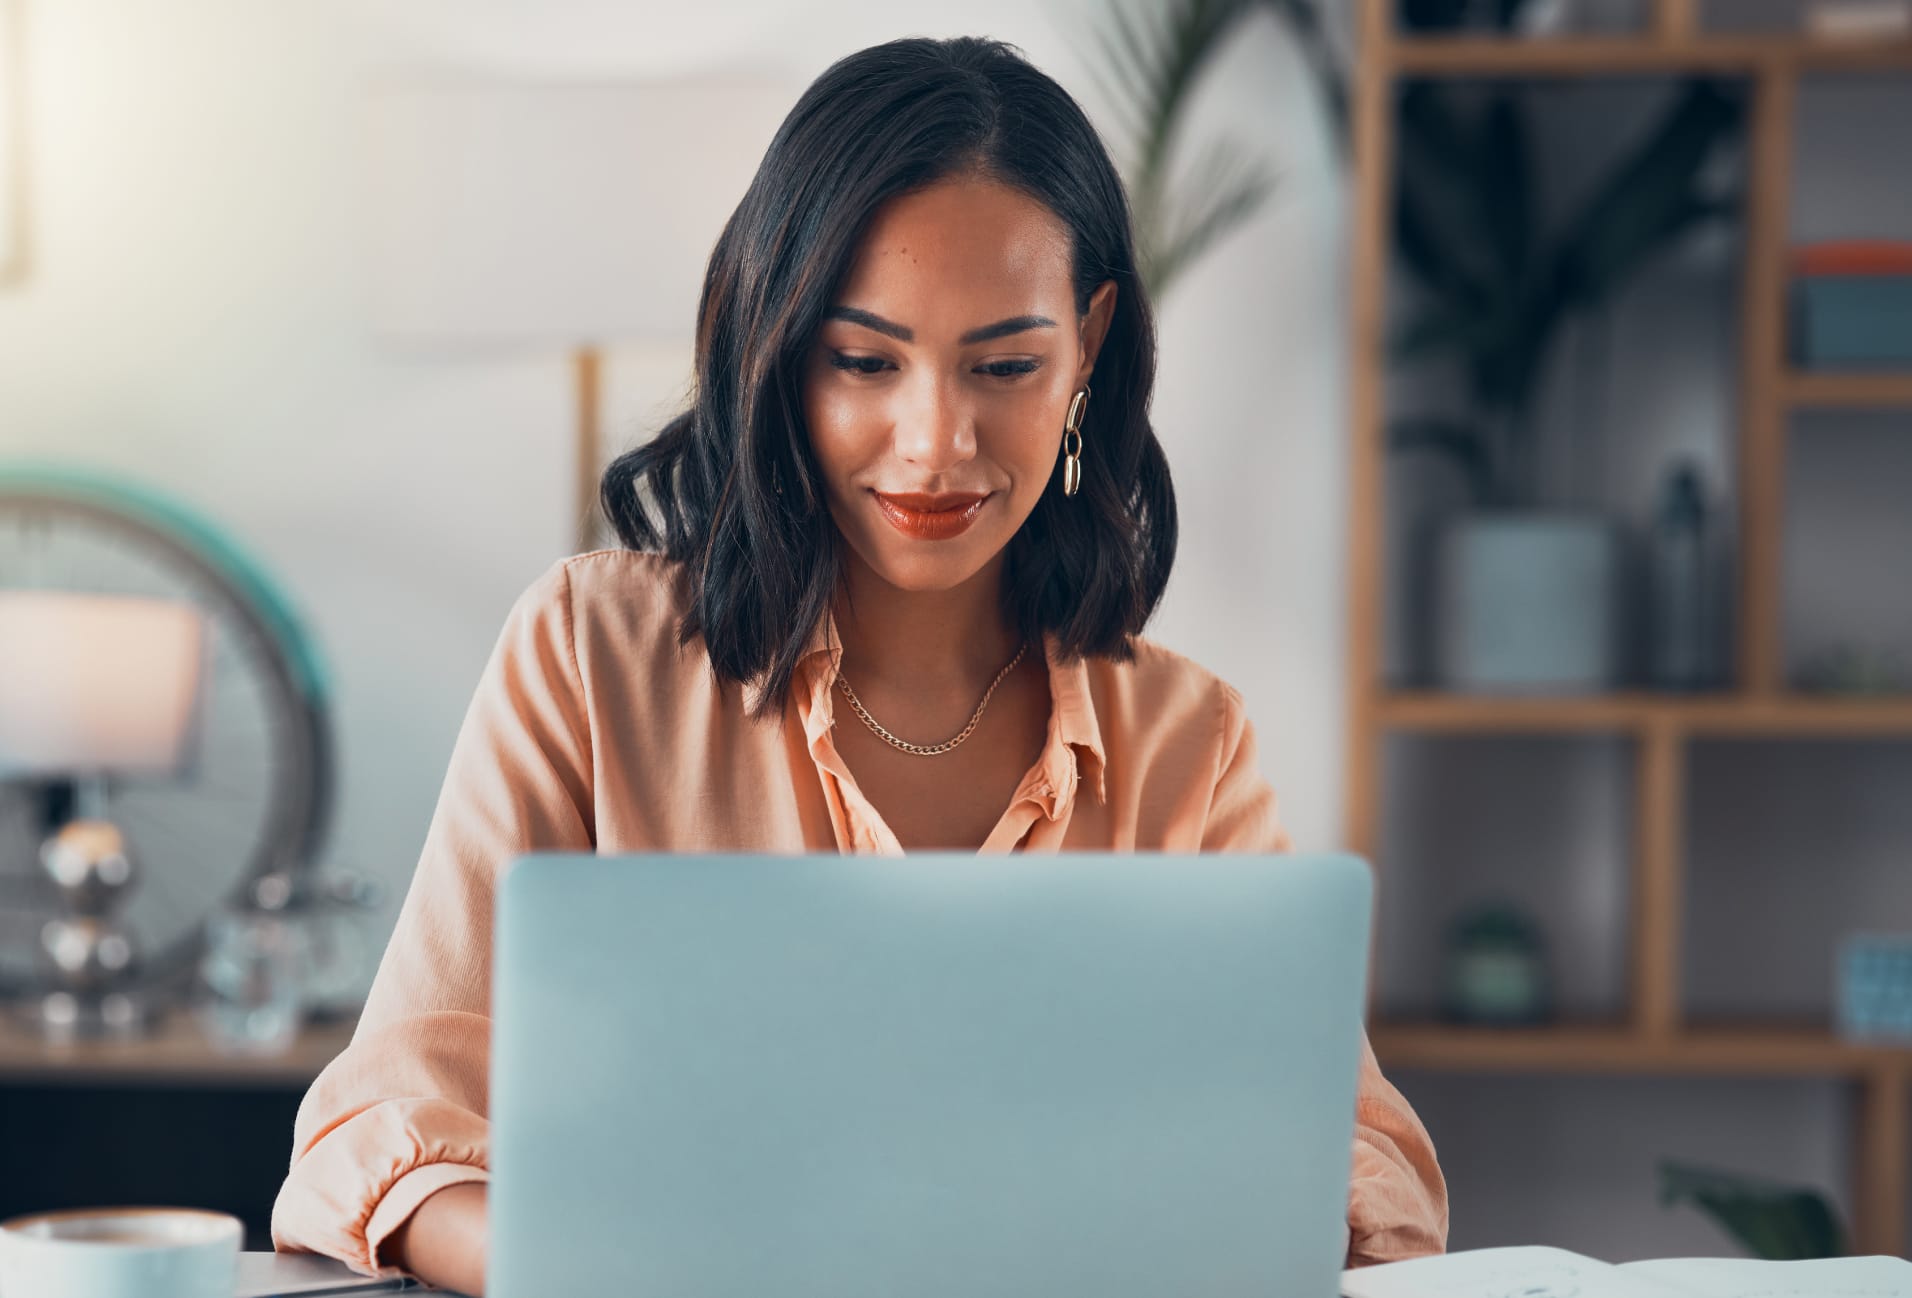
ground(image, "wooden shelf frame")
xmin=1784 ymin=371 xmax=1912 ymax=408
xmin=1377 ymin=692 xmax=1912 ymax=735
xmin=1347 ymin=0 xmax=1912 ymax=1258
xmin=1388 ymin=35 xmax=1912 ymax=77
xmin=1371 ymin=1022 xmax=1912 ymax=1077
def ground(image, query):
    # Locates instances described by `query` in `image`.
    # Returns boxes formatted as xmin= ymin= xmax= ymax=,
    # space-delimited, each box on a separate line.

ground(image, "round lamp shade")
xmin=0 ymin=591 xmax=206 ymax=777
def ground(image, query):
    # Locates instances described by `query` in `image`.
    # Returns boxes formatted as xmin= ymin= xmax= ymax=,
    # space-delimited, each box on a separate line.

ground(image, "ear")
xmin=1075 ymin=279 xmax=1118 ymax=387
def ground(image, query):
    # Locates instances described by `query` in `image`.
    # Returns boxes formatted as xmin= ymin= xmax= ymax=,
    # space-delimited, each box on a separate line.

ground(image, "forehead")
xmin=831 ymin=178 xmax=1075 ymax=330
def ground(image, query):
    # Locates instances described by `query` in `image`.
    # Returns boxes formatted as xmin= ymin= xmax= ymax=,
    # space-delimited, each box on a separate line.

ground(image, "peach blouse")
xmin=270 ymin=549 xmax=1448 ymax=1275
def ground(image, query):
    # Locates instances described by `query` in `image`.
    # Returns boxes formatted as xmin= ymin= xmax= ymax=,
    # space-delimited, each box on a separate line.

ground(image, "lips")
xmin=871 ymin=490 xmax=990 ymax=541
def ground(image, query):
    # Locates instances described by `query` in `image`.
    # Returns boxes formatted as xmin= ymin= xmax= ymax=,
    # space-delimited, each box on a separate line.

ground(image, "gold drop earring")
xmin=1062 ymin=384 xmax=1090 ymax=497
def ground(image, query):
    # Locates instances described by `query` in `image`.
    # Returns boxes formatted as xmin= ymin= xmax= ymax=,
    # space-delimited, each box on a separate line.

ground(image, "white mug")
xmin=0 ymin=1206 xmax=241 ymax=1298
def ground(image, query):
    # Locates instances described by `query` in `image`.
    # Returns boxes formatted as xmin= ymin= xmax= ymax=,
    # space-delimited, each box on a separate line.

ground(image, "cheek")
xmin=801 ymin=384 xmax=868 ymax=483
xmin=991 ymin=385 xmax=1069 ymax=478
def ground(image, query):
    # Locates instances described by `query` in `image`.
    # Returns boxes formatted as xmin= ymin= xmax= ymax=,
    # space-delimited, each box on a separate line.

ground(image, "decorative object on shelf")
xmin=1434 ymin=512 xmax=1624 ymax=691
xmin=1807 ymin=0 xmax=1912 ymax=41
xmin=1836 ymin=933 xmax=1912 ymax=1041
xmin=0 ymin=465 xmax=333 ymax=1034
xmin=1389 ymin=77 xmax=1743 ymax=691
xmin=1793 ymin=644 xmax=1910 ymax=694
xmin=1440 ymin=902 xmax=1552 ymax=1025
xmin=0 ymin=593 xmax=206 ymax=1038
xmin=1658 ymin=1161 xmax=1848 ymax=1260
xmin=1646 ymin=459 xmax=1718 ymax=691
xmin=1791 ymin=241 xmax=1912 ymax=370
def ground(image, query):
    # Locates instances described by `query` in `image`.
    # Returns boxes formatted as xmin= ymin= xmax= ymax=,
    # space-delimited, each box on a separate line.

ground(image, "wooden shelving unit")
xmin=1346 ymin=0 xmax=1912 ymax=1258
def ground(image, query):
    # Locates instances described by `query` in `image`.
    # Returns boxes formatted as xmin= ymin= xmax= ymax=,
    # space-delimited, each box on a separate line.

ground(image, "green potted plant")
xmin=1390 ymin=78 xmax=1743 ymax=691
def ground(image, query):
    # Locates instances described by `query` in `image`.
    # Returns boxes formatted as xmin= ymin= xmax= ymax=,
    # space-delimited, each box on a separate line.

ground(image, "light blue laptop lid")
xmin=490 ymin=852 xmax=1373 ymax=1298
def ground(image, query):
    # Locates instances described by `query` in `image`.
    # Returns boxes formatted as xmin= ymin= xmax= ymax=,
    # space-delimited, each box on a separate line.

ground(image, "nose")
xmin=891 ymin=371 xmax=976 ymax=475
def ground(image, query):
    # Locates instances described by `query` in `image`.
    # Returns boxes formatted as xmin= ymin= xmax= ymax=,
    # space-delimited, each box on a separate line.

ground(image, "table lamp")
xmin=0 ymin=591 xmax=206 ymax=1037
xmin=361 ymin=70 xmax=802 ymax=549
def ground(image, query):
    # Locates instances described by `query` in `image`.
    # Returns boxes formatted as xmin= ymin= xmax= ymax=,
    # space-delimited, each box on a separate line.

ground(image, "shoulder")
xmin=1081 ymin=634 xmax=1251 ymax=753
xmin=511 ymin=548 xmax=689 ymax=634
xmin=505 ymin=549 xmax=701 ymax=679
xmin=1091 ymin=634 xmax=1246 ymax=716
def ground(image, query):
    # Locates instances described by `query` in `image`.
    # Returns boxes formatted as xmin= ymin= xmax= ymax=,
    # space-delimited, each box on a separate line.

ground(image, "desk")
xmin=1 ymin=1016 xmax=356 ymax=1248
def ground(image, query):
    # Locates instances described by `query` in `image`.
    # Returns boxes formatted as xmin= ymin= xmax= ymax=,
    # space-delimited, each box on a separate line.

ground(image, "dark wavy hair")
xmin=600 ymin=35 xmax=1176 ymax=716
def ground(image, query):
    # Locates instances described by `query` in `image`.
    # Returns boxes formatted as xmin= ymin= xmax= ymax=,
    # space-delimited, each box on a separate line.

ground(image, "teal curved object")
xmin=0 ymin=461 xmax=330 ymax=706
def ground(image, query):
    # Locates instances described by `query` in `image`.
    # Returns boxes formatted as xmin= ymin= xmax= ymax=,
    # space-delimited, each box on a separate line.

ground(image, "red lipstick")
xmin=872 ymin=491 xmax=990 ymax=541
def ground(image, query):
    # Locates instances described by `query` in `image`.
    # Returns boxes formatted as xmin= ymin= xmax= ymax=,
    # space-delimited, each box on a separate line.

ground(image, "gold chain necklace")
xmin=836 ymin=642 xmax=1028 ymax=757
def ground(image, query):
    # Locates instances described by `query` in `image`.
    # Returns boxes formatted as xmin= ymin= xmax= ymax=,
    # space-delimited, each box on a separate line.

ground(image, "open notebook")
xmin=1342 ymin=1245 xmax=1912 ymax=1298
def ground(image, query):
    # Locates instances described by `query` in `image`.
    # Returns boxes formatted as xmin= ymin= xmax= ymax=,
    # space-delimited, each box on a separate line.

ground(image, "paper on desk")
xmin=1621 ymin=1254 xmax=1912 ymax=1296
xmin=1340 ymin=1246 xmax=1912 ymax=1298
xmin=1341 ymin=1245 xmax=1679 ymax=1298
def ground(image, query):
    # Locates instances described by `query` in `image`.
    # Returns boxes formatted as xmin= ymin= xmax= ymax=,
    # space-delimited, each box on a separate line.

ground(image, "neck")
xmin=832 ymin=549 xmax=1023 ymax=694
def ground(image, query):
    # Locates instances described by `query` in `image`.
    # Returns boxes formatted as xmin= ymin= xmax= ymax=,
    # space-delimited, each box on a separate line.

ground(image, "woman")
xmin=271 ymin=35 xmax=1447 ymax=1294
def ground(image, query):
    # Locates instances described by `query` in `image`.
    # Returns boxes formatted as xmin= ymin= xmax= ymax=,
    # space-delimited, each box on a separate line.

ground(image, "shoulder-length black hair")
xmin=601 ymin=34 xmax=1176 ymax=716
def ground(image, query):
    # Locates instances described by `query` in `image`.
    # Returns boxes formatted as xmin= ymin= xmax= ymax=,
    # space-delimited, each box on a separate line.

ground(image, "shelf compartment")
xmin=1684 ymin=738 xmax=1912 ymax=1027
xmin=1376 ymin=734 xmax=1637 ymax=1025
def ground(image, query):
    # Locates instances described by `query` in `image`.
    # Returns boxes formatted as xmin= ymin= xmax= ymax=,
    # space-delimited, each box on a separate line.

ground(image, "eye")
xmin=828 ymin=352 xmax=891 ymax=376
xmin=978 ymin=359 xmax=1041 ymax=381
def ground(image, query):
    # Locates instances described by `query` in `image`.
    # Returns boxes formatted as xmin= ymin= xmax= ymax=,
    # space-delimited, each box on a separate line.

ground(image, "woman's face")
xmin=802 ymin=175 xmax=1116 ymax=595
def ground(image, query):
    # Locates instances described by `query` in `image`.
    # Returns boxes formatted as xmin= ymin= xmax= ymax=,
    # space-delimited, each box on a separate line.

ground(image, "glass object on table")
xmin=195 ymin=872 xmax=312 ymax=1055
xmin=297 ymin=867 xmax=382 ymax=1022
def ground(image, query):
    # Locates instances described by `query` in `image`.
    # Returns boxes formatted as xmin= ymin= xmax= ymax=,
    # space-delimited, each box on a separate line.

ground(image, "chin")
xmin=857 ymin=542 xmax=1002 ymax=594
xmin=832 ymin=516 xmax=1009 ymax=594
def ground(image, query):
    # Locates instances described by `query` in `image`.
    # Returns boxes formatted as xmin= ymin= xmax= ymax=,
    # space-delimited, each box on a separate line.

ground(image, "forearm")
xmin=385 ymin=1182 xmax=489 ymax=1296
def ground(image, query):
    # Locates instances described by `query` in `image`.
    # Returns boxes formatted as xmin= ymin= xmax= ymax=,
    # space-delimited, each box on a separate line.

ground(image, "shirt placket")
xmin=792 ymin=639 xmax=1082 ymax=856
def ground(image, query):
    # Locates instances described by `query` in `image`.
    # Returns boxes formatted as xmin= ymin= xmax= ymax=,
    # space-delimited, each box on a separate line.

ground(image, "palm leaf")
xmin=1148 ymin=141 xmax=1279 ymax=297
xmin=1395 ymin=82 xmax=1506 ymax=308
xmin=1262 ymin=0 xmax=1350 ymax=149
xmin=1479 ymin=92 xmax=1533 ymax=282
xmin=1389 ymin=416 xmax=1494 ymax=502
xmin=1659 ymin=1161 xmax=1849 ymax=1261
xmin=1093 ymin=0 xmax=1275 ymax=301
xmin=1555 ymin=81 xmax=1744 ymax=309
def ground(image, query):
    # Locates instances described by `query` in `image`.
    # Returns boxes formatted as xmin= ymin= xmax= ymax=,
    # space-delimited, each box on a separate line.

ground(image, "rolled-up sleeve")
xmin=1201 ymin=685 xmax=1449 ymax=1268
xmin=271 ymin=560 xmax=595 ymax=1276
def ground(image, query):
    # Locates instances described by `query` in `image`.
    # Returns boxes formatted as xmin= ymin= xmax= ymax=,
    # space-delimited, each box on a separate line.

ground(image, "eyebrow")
xmin=824 ymin=306 xmax=1059 ymax=345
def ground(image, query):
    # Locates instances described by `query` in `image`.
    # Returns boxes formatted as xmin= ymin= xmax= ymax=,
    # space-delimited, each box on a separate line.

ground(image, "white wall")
xmin=0 ymin=3 xmax=1346 ymax=961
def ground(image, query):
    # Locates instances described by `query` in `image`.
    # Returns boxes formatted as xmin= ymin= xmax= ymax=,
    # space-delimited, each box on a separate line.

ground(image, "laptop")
xmin=488 ymin=851 xmax=1374 ymax=1298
